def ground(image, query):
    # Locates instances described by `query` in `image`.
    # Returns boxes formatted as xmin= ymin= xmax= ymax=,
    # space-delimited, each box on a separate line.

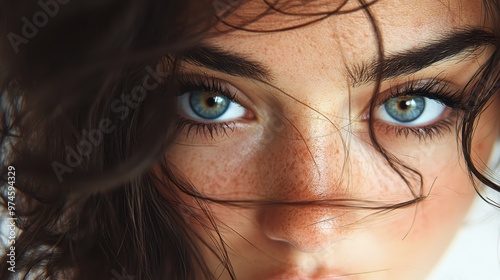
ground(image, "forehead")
xmin=211 ymin=0 xmax=483 ymax=30
xmin=206 ymin=0 xmax=484 ymax=64
xmin=201 ymin=0 xmax=485 ymax=92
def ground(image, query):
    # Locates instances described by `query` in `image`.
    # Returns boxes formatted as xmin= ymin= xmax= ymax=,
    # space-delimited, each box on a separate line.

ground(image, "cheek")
xmin=164 ymin=131 xmax=265 ymax=198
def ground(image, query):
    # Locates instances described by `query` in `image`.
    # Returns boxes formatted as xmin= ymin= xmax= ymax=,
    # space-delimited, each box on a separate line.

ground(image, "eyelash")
xmin=373 ymin=78 xmax=467 ymax=140
xmin=175 ymin=74 xmax=241 ymax=139
xmin=173 ymin=75 xmax=469 ymax=141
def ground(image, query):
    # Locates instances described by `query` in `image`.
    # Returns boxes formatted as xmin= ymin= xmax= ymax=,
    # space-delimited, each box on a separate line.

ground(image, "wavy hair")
xmin=0 ymin=0 xmax=499 ymax=279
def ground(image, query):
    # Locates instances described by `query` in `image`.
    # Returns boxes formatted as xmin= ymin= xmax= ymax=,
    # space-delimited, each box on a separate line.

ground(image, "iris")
xmin=189 ymin=90 xmax=230 ymax=119
xmin=384 ymin=96 xmax=425 ymax=123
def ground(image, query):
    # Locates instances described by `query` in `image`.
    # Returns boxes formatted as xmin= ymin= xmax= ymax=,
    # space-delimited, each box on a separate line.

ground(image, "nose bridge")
xmin=267 ymin=113 xmax=347 ymax=199
xmin=257 ymin=113 xmax=351 ymax=252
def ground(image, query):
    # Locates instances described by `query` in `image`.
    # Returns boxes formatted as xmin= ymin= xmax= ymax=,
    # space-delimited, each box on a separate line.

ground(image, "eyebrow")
xmin=177 ymin=29 xmax=495 ymax=86
xmin=347 ymin=28 xmax=496 ymax=86
xmin=178 ymin=45 xmax=273 ymax=82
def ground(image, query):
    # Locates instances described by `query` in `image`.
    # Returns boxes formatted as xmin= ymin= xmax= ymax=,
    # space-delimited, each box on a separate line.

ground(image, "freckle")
xmin=298 ymin=179 xmax=305 ymax=186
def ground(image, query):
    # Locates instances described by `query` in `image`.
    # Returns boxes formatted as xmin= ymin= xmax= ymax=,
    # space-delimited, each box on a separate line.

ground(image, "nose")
xmin=257 ymin=116 xmax=351 ymax=253
xmin=260 ymin=205 xmax=347 ymax=252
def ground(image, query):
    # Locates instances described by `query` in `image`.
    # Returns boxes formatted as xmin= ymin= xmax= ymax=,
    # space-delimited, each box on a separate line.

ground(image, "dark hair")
xmin=0 ymin=0 xmax=499 ymax=279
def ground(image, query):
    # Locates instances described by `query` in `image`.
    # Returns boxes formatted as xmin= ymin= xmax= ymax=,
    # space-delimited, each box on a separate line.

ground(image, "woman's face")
xmin=164 ymin=0 xmax=499 ymax=279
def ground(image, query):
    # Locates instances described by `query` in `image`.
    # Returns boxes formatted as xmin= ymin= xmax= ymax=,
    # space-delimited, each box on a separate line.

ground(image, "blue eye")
xmin=178 ymin=90 xmax=246 ymax=121
xmin=376 ymin=95 xmax=446 ymax=126
xmin=384 ymin=96 xmax=425 ymax=122
xmin=189 ymin=90 xmax=230 ymax=119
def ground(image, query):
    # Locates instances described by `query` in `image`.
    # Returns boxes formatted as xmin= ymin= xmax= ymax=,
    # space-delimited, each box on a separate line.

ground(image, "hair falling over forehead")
xmin=0 ymin=0 xmax=499 ymax=279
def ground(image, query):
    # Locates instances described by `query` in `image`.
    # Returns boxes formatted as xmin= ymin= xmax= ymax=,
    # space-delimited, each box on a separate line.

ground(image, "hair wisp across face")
xmin=0 ymin=0 xmax=499 ymax=279
xmin=163 ymin=0 xmax=500 ymax=279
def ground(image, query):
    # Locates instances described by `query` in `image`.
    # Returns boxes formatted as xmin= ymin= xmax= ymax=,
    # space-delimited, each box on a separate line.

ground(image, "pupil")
xmin=399 ymin=100 xmax=411 ymax=110
xmin=206 ymin=97 xmax=217 ymax=107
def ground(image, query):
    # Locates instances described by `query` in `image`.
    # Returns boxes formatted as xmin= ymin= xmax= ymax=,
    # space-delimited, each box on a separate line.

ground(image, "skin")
xmin=162 ymin=0 xmax=500 ymax=279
